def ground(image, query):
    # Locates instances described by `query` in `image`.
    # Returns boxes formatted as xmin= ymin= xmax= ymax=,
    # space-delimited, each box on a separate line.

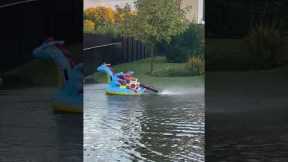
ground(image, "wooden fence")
xmin=0 ymin=0 xmax=82 ymax=72
xmin=83 ymin=34 xmax=150 ymax=75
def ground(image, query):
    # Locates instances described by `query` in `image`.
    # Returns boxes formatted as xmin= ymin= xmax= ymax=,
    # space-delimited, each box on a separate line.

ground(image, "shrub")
xmin=94 ymin=23 xmax=120 ymax=37
xmin=160 ymin=23 xmax=204 ymax=63
xmin=244 ymin=22 xmax=284 ymax=67
xmin=186 ymin=55 xmax=205 ymax=75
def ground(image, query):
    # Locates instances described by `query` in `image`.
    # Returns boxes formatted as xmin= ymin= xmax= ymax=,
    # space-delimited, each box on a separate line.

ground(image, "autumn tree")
xmin=84 ymin=6 xmax=115 ymax=27
xmin=115 ymin=4 xmax=131 ymax=24
xmin=84 ymin=19 xmax=95 ymax=33
xmin=116 ymin=4 xmax=136 ymax=37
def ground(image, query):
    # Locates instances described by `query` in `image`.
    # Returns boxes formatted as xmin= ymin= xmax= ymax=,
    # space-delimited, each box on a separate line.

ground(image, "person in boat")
xmin=117 ymin=71 xmax=134 ymax=85
xmin=127 ymin=79 xmax=140 ymax=91
xmin=116 ymin=71 xmax=132 ymax=84
xmin=118 ymin=71 xmax=141 ymax=92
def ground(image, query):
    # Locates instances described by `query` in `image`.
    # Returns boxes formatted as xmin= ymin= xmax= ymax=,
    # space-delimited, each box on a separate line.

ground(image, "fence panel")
xmin=83 ymin=34 xmax=149 ymax=75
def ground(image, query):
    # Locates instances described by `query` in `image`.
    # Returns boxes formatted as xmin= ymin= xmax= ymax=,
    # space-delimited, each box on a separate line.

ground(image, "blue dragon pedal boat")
xmin=97 ymin=63 xmax=146 ymax=96
xmin=33 ymin=38 xmax=83 ymax=113
xmin=51 ymin=90 xmax=82 ymax=113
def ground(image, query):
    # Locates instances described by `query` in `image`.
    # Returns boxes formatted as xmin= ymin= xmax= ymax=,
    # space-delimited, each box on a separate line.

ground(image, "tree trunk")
xmin=150 ymin=46 xmax=154 ymax=74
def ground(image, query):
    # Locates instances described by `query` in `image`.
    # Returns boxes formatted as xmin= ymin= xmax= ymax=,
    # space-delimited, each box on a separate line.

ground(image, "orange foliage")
xmin=84 ymin=6 xmax=116 ymax=25
xmin=84 ymin=20 xmax=95 ymax=32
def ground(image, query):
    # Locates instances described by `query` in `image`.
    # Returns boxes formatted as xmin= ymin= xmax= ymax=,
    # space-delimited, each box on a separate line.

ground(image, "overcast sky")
xmin=84 ymin=0 xmax=136 ymax=9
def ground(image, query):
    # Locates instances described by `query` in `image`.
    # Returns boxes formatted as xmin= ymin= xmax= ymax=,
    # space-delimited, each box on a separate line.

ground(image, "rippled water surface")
xmin=206 ymin=71 xmax=288 ymax=161
xmin=84 ymin=84 xmax=204 ymax=162
xmin=0 ymin=88 xmax=82 ymax=162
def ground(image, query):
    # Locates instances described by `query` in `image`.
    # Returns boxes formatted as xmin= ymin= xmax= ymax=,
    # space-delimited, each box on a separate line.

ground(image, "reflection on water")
xmin=0 ymin=88 xmax=82 ymax=162
xmin=84 ymin=84 xmax=204 ymax=162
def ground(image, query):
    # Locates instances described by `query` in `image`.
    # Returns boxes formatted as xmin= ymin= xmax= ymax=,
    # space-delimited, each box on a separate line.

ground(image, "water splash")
xmin=158 ymin=87 xmax=204 ymax=96
xmin=159 ymin=90 xmax=183 ymax=95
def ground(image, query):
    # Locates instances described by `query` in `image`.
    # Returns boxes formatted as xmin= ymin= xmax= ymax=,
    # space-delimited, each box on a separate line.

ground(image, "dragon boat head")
xmin=97 ymin=63 xmax=114 ymax=83
xmin=33 ymin=38 xmax=64 ymax=60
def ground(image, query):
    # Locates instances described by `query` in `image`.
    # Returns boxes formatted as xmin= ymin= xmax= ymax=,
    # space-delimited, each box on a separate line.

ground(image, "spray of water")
xmin=158 ymin=87 xmax=204 ymax=96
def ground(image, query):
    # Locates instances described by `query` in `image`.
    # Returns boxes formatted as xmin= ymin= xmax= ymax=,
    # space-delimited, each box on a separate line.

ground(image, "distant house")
xmin=177 ymin=0 xmax=204 ymax=24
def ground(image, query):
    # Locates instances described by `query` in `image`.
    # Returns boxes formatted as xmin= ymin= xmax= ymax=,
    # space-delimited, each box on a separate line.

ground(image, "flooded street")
xmin=84 ymin=83 xmax=204 ymax=162
xmin=0 ymin=87 xmax=82 ymax=162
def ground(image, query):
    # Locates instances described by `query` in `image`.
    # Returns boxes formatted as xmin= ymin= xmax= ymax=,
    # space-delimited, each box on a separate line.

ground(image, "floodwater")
xmin=0 ymin=88 xmax=82 ymax=162
xmin=206 ymin=71 xmax=288 ymax=161
xmin=84 ymin=84 xmax=205 ymax=162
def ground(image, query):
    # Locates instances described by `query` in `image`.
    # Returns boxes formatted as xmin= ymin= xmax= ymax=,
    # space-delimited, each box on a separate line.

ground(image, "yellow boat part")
xmin=105 ymin=91 xmax=141 ymax=96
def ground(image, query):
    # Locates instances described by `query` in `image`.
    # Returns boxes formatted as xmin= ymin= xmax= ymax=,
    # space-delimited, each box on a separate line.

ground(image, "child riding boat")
xmin=97 ymin=63 xmax=145 ymax=95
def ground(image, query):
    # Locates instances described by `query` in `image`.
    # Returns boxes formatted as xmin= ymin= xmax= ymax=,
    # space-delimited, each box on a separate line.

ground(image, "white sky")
xmin=84 ymin=0 xmax=136 ymax=9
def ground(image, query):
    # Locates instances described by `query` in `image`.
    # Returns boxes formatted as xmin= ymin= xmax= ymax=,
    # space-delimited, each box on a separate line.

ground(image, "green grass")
xmin=206 ymin=38 xmax=288 ymax=71
xmin=206 ymin=38 xmax=252 ymax=70
xmin=2 ymin=60 xmax=60 ymax=88
xmin=88 ymin=57 xmax=204 ymax=89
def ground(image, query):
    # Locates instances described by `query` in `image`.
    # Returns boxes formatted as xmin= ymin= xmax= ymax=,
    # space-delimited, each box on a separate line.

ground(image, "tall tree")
xmin=127 ymin=0 xmax=187 ymax=73
xmin=116 ymin=4 xmax=136 ymax=37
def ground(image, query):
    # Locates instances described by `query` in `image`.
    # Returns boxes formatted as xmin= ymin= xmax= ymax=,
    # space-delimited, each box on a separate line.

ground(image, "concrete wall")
xmin=180 ymin=0 xmax=204 ymax=24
